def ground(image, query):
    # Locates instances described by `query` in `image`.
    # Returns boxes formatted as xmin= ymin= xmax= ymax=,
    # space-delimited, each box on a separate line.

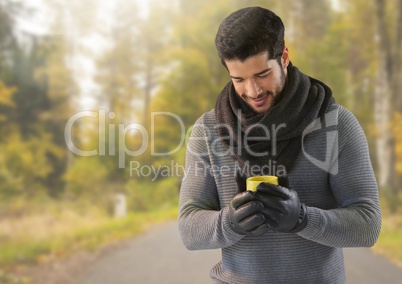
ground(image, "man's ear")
xmin=281 ymin=46 xmax=289 ymax=69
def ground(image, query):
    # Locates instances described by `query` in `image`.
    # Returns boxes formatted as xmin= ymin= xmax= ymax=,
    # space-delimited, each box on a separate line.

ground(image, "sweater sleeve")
xmin=297 ymin=107 xmax=382 ymax=247
xmin=178 ymin=115 xmax=243 ymax=250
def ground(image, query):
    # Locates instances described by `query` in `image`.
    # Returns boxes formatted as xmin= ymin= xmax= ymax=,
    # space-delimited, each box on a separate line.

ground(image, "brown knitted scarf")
xmin=215 ymin=62 xmax=335 ymax=175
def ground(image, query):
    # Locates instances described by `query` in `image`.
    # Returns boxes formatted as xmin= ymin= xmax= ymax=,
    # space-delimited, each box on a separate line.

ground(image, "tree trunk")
xmin=374 ymin=0 xmax=394 ymax=188
xmin=143 ymin=57 xmax=153 ymax=129
xmin=373 ymin=63 xmax=392 ymax=188
xmin=390 ymin=0 xmax=402 ymax=192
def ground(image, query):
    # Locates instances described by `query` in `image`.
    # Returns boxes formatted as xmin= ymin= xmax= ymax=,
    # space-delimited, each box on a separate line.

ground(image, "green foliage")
xmin=34 ymin=37 xmax=73 ymax=132
xmin=125 ymin=177 xmax=180 ymax=212
xmin=373 ymin=191 xmax=402 ymax=266
xmin=149 ymin=0 xmax=238 ymax=167
xmin=0 ymin=1 xmax=18 ymax=78
xmin=394 ymin=113 xmax=402 ymax=174
xmin=375 ymin=224 xmax=402 ymax=266
xmin=381 ymin=185 xmax=402 ymax=213
xmin=0 ymin=80 xmax=16 ymax=121
xmin=341 ymin=0 xmax=377 ymax=122
xmin=4 ymin=45 xmax=49 ymax=136
xmin=0 ymin=131 xmax=64 ymax=200
xmin=0 ymin=206 xmax=178 ymax=269
xmin=0 ymin=270 xmax=30 ymax=284
xmin=63 ymin=156 xmax=110 ymax=198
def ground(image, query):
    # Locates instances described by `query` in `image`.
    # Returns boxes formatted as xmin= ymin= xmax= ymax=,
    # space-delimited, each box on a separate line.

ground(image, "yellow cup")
xmin=246 ymin=176 xmax=279 ymax=192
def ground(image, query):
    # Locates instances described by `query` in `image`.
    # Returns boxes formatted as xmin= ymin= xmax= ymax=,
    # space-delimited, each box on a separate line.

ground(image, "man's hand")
xmin=255 ymin=175 xmax=308 ymax=233
xmin=226 ymin=171 xmax=268 ymax=236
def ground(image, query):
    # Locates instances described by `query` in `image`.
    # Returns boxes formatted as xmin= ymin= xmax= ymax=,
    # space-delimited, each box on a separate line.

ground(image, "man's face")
xmin=225 ymin=50 xmax=289 ymax=113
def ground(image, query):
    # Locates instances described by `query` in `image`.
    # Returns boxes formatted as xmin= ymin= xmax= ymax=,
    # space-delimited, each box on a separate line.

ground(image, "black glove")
xmin=226 ymin=171 xmax=268 ymax=236
xmin=255 ymin=174 xmax=308 ymax=233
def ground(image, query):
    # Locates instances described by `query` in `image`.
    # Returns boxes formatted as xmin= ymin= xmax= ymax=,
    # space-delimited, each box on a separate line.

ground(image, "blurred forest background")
xmin=0 ymin=0 xmax=402 ymax=282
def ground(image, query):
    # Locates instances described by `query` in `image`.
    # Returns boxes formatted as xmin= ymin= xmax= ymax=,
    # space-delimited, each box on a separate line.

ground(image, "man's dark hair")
xmin=215 ymin=7 xmax=285 ymax=65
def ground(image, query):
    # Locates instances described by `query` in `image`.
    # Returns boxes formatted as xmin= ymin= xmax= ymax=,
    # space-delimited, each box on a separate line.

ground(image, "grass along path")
xmin=0 ymin=206 xmax=178 ymax=284
xmin=372 ymin=212 xmax=402 ymax=268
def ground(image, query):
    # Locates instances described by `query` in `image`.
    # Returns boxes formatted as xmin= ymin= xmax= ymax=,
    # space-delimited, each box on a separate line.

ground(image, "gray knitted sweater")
xmin=178 ymin=104 xmax=381 ymax=284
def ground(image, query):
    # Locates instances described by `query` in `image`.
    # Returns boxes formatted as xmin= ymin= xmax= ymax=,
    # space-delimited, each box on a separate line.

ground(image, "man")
xmin=178 ymin=6 xmax=381 ymax=284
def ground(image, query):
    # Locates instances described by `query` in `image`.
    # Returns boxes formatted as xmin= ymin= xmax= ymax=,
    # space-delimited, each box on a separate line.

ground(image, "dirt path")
xmin=71 ymin=220 xmax=402 ymax=284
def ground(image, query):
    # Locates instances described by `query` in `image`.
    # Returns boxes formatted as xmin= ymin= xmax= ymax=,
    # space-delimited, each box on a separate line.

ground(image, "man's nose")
xmin=246 ymin=79 xmax=262 ymax=98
